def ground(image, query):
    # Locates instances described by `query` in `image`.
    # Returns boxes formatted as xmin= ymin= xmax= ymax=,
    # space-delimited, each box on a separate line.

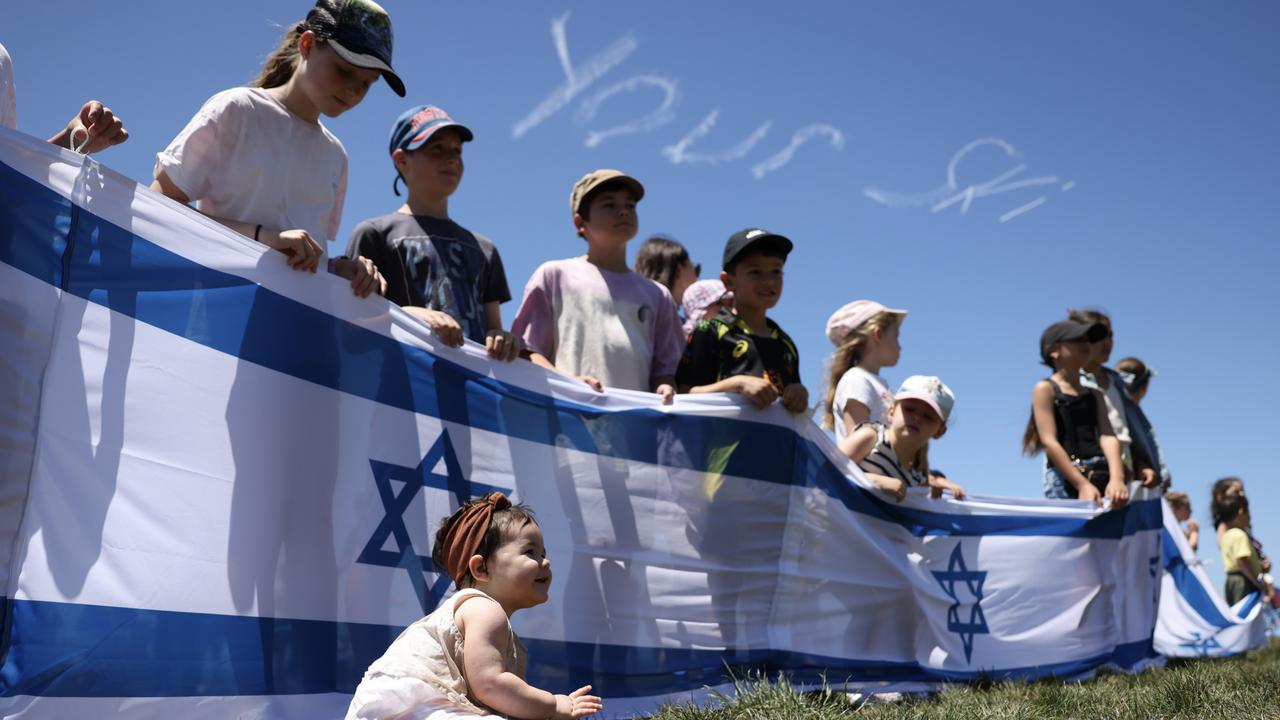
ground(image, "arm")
xmin=458 ymin=598 xmax=602 ymax=719
xmin=1185 ymin=519 xmax=1199 ymax=552
xmin=523 ymin=349 xmax=602 ymax=392
xmin=687 ymin=375 xmax=777 ymax=408
xmin=836 ymin=423 xmax=878 ymax=463
xmin=150 ymin=170 xmax=323 ymax=273
xmin=928 ymin=475 xmax=966 ymax=500
xmin=1032 ymin=382 xmax=1100 ymax=504
xmin=842 ymin=400 xmax=871 ymax=430
xmin=1094 ymin=390 xmax=1129 ymax=508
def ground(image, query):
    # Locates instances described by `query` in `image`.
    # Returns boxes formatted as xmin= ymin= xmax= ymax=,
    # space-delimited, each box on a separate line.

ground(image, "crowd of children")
xmin=5 ymin=0 xmax=1274 ymax=714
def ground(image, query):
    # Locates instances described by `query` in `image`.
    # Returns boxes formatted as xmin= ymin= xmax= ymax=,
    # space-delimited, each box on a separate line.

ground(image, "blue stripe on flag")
xmin=1161 ymin=529 xmax=1243 ymax=629
xmin=0 ymin=159 xmax=1164 ymax=540
xmin=0 ymin=599 xmax=1156 ymax=698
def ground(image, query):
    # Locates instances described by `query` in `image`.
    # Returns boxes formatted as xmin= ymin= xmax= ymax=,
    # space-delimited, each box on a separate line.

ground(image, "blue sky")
xmin=5 ymin=1 xmax=1278 ymax=592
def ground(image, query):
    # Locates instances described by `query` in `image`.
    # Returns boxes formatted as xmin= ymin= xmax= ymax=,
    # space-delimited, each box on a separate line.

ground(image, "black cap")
xmin=722 ymin=228 xmax=793 ymax=270
xmin=307 ymin=0 xmax=405 ymax=97
xmin=1040 ymin=320 xmax=1107 ymax=364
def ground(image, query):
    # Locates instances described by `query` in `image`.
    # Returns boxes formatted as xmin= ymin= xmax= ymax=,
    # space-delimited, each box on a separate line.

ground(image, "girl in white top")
xmin=839 ymin=375 xmax=966 ymax=503
xmin=152 ymin=0 xmax=400 ymax=297
xmin=347 ymin=493 xmax=602 ymax=720
xmin=821 ymin=300 xmax=908 ymax=440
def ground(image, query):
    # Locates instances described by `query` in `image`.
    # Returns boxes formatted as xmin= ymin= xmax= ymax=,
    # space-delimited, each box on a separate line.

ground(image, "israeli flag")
xmin=0 ymin=127 xmax=1217 ymax=719
xmin=1154 ymin=502 xmax=1268 ymax=657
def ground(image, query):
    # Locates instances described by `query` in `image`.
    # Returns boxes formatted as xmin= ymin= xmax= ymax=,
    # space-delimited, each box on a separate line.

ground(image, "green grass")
xmin=642 ymin=639 xmax=1280 ymax=720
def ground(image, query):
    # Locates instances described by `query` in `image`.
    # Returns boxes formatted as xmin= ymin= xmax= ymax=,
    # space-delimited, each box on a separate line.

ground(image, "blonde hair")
xmin=821 ymin=311 xmax=900 ymax=430
xmin=252 ymin=21 xmax=321 ymax=89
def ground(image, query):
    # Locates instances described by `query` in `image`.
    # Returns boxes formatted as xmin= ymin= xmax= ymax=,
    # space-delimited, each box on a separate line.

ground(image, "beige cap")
xmin=570 ymin=169 xmax=645 ymax=216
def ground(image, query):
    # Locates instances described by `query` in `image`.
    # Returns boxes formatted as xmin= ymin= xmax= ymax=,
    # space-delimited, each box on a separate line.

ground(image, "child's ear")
xmin=298 ymin=30 xmax=316 ymax=57
xmin=934 ymin=424 xmax=948 ymax=440
xmin=719 ymin=269 xmax=733 ymax=291
xmin=572 ymin=212 xmax=586 ymax=235
xmin=466 ymin=554 xmax=489 ymax=582
xmin=391 ymin=149 xmax=408 ymax=174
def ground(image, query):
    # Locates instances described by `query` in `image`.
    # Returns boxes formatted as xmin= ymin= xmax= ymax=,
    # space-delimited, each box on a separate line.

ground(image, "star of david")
xmin=931 ymin=544 xmax=990 ymax=664
xmin=1179 ymin=632 xmax=1222 ymax=657
xmin=357 ymin=429 xmax=509 ymax=613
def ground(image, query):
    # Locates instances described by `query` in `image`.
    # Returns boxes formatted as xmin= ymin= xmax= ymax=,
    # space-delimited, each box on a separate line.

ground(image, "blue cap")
xmin=388 ymin=105 xmax=473 ymax=155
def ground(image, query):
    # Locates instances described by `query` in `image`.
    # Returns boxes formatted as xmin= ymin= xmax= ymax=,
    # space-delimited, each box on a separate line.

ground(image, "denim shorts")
xmin=1044 ymin=456 xmax=1107 ymax=499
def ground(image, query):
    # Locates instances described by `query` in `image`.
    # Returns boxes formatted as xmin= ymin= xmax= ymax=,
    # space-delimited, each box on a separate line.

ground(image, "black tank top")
xmin=1049 ymin=379 xmax=1104 ymax=459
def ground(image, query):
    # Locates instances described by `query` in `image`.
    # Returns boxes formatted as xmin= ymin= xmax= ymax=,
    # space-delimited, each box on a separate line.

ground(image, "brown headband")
xmin=441 ymin=492 xmax=511 ymax=583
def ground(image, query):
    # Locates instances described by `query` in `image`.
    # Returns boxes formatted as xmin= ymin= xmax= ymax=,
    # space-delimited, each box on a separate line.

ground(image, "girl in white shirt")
xmin=821 ymin=299 xmax=908 ymax=440
xmin=152 ymin=0 xmax=401 ymax=297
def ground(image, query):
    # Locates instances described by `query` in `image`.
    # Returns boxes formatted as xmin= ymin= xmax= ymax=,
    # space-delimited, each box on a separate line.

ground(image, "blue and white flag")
xmin=1154 ymin=502 xmax=1268 ymax=657
xmin=0 ymin=127 xmax=1182 ymax=718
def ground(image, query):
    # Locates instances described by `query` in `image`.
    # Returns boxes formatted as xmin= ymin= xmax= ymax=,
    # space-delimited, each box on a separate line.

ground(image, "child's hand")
xmin=931 ymin=479 xmax=966 ymax=500
xmin=404 ymin=307 xmax=465 ymax=347
xmin=1077 ymin=483 xmax=1103 ymax=506
xmin=1185 ymin=518 xmax=1199 ymax=533
xmin=60 ymin=101 xmax=129 ymax=154
xmin=264 ymin=229 xmax=323 ymax=273
xmin=876 ymin=476 xmax=907 ymax=503
xmin=1138 ymin=467 xmax=1160 ymax=488
xmin=484 ymin=329 xmax=522 ymax=362
xmin=554 ymin=685 xmax=603 ymax=719
xmin=1105 ymin=480 xmax=1130 ymax=509
xmin=780 ymin=383 xmax=809 ymax=413
xmin=655 ymin=383 xmax=675 ymax=405
xmin=577 ymin=375 xmax=604 ymax=392
xmin=734 ymin=376 xmax=777 ymax=409
xmin=332 ymin=256 xmax=387 ymax=298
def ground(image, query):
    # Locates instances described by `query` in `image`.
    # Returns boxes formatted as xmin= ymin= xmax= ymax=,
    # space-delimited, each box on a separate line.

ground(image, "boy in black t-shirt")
xmin=346 ymin=105 xmax=519 ymax=360
xmin=676 ymin=228 xmax=809 ymax=412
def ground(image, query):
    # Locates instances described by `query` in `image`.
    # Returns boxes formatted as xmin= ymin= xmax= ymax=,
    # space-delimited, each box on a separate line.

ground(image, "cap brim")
xmin=404 ymin=122 xmax=475 ymax=150
xmin=328 ymin=40 xmax=406 ymax=97
xmin=894 ymin=392 xmax=946 ymax=424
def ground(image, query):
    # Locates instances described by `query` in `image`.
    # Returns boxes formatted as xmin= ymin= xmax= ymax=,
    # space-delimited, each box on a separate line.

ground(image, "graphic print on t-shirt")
xmin=398 ymin=231 xmax=487 ymax=342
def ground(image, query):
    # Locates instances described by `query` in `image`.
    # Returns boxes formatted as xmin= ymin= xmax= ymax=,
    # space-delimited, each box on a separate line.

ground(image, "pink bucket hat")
xmin=825 ymin=300 xmax=907 ymax=346
xmin=681 ymin=279 xmax=733 ymax=336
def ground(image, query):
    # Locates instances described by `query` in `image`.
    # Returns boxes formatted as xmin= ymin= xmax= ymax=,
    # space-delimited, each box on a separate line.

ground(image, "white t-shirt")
xmin=512 ymin=256 xmax=684 ymax=393
xmin=155 ymin=87 xmax=347 ymax=247
xmin=0 ymin=43 xmax=17 ymax=129
xmin=832 ymin=367 xmax=892 ymax=440
xmin=1100 ymin=378 xmax=1132 ymax=445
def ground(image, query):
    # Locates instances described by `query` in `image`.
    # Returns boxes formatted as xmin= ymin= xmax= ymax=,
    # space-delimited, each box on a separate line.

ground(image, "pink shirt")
xmin=513 ymin=257 xmax=684 ymax=393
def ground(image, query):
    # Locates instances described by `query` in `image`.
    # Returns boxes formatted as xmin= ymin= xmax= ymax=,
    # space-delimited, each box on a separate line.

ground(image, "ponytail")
xmin=253 ymin=22 xmax=310 ymax=89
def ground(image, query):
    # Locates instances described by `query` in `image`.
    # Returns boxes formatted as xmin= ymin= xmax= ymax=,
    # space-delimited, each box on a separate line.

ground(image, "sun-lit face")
xmin=575 ymin=188 xmax=638 ymax=247
xmin=395 ymin=129 xmax=465 ymax=200
xmin=477 ymin=521 xmax=552 ymax=615
xmin=891 ymin=398 xmax=943 ymax=440
xmin=672 ymin=259 xmax=698 ymax=304
xmin=298 ymin=34 xmax=380 ymax=118
xmin=877 ymin=319 xmax=902 ymax=368
xmin=722 ymin=253 xmax=784 ymax=313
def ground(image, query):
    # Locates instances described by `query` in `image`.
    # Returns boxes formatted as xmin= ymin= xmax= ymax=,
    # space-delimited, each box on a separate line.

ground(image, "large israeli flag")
xmin=0 ymin=126 xmax=1229 ymax=719
xmin=1154 ymin=503 xmax=1269 ymax=657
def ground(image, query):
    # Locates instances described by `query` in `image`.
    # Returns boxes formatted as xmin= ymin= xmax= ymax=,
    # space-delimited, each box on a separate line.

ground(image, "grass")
xmin=642 ymin=639 xmax=1280 ymax=720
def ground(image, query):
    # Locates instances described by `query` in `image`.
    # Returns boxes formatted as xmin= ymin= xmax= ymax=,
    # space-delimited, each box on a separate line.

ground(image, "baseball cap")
xmin=825 ymin=300 xmax=907 ymax=346
xmin=570 ymin=169 xmax=645 ymax=216
xmin=307 ymin=0 xmax=405 ymax=97
xmin=722 ymin=228 xmax=793 ymax=270
xmin=895 ymin=375 xmax=955 ymax=424
xmin=1039 ymin=320 xmax=1108 ymax=364
xmin=389 ymin=106 xmax=473 ymax=155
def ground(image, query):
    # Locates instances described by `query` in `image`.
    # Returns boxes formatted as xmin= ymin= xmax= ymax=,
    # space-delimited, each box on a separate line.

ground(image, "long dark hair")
xmin=1210 ymin=476 xmax=1243 ymax=528
xmin=634 ymin=235 xmax=691 ymax=293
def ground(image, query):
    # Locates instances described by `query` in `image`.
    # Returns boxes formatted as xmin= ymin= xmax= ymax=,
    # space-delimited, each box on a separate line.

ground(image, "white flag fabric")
xmin=0 ymin=127 xmax=1259 ymax=719
xmin=1154 ymin=502 xmax=1268 ymax=657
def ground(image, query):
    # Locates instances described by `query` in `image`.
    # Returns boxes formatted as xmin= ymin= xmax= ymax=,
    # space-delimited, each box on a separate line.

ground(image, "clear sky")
xmin=5 ymin=1 xmax=1278 ymax=593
